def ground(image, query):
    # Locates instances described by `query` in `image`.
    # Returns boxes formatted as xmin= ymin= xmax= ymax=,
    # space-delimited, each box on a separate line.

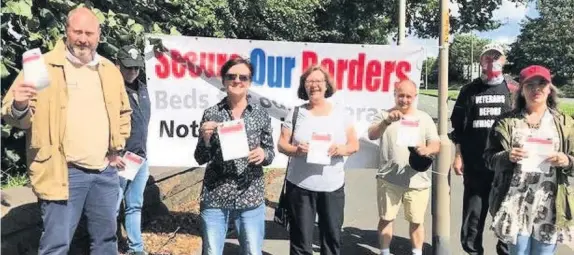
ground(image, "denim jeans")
xmin=38 ymin=165 xmax=119 ymax=255
xmin=200 ymin=203 xmax=266 ymax=255
xmin=117 ymin=160 xmax=150 ymax=252
xmin=508 ymin=234 xmax=557 ymax=255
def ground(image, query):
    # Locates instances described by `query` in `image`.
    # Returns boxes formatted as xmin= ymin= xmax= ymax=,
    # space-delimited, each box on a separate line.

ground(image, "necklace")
xmin=524 ymin=109 xmax=548 ymax=130
xmin=526 ymin=122 xmax=541 ymax=130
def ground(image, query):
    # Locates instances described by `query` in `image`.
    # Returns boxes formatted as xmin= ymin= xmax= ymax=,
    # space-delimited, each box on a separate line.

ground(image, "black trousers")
xmin=461 ymin=171 xmax=509 ymax=255
xmin=286 ymin=181 xmax=345 ymax=255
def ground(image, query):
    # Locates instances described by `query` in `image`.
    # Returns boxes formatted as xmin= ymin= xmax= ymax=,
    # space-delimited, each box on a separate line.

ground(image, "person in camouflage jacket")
xmin=484 ymin=65 xmax=574 ymax=254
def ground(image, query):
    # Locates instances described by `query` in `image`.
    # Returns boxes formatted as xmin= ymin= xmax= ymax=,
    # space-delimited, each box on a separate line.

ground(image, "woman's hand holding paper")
xmin=546 ymin=152 xmax=570 ymax=167
xmin=248 ymin=147 xmax=265 ymax=165
xmin=328 ymin=144 xmax=345 ymax=157
xmin=509 ymin=147 xmax=528 ymax=163
xmin=296 ymin=143 xmax=309 ymax=156
xmin=200 ymin=121 xmax=219 ymax=143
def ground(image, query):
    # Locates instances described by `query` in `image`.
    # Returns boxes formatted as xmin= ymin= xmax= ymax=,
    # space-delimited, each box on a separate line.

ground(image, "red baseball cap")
xmin=519 ymin=65 xmax=552 ymax=83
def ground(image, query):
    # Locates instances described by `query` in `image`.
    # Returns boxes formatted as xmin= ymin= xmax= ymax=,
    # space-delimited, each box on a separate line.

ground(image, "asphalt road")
xmin=216 ymin=95 xmax=571 ymax=255
xmin=222 ymin=167 xmax=570 ymax=255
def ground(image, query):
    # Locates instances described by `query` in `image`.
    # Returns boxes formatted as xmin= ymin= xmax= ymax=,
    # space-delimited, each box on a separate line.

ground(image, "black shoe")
xmin=127 ymin=251 xmax=148 ymax=255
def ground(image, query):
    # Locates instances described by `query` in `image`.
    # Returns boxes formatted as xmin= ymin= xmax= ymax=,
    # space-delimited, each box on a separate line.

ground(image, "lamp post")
xmin=433 ymin=0 xmax=451 ymax=254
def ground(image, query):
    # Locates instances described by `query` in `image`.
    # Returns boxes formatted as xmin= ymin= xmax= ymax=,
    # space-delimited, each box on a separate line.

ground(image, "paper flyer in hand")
xmin=519 ymin=136 xmax=554 ymax=173
xmin=396 ymin=117 xmax=420 ymax=147
xmin=22 ymin=48 xmax=50 ymax=91
xmin=120 ymin=151 xmax=145 ymax=180
xmin=218 ymin=119 xmax=250 ymax=161
xmin=306 ymin=132 xmax=333 ymax=165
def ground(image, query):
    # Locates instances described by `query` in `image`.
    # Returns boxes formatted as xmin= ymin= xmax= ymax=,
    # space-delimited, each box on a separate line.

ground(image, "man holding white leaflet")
xmin=1 ymin=7 xmax=131 ymax=255
xmin=368 ymin=79 xmax=440 ymax=255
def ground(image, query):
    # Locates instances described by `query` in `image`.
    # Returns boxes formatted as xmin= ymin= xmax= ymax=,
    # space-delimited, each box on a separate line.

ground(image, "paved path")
xmin=416 ymin=94 xmax=455 ymax=121
xmin=220 ymin=168 xmax=571 ymax=255
xmin=217 ymin=95 xmax=571 ymax=254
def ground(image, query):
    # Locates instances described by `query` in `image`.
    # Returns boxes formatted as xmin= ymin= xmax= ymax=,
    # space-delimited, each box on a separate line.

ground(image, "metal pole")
xmin=425 ymin=59 xmax=428 ymax=90
xmin=470 ymin=33 xmax=474 ymax=81
xmin=433 ymin=0 xmax=451 ymax=254
xmin=398 ymin=0 xmax=406 ymax=45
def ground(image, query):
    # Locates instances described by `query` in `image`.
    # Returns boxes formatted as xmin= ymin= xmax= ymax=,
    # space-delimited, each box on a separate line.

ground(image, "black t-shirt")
xmin=450 ymin=79 xmax=514 ymax=171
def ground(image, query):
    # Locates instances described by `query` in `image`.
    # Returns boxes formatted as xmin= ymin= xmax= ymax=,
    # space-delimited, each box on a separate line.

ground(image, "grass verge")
xmin=420 ymin=89 xmax=574 ymax=116
xmin=419 ymin=89 xmax=460 ymax=101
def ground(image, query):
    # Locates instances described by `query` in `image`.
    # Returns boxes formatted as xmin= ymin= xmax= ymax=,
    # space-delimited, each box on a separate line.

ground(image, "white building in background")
xmin=463 ymin=62 xmax=481 ymax=81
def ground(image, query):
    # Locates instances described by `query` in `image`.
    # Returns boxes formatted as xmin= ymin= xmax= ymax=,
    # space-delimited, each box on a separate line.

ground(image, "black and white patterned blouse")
xmin=491 ymin=111 xmax=574 ymax=246
xmin=194 ymin=97 xmax=275 ymax=210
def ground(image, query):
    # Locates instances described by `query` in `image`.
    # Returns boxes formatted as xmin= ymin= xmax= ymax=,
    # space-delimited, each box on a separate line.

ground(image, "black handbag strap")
xmin=280 ymin=106 xmax=300 ymax=195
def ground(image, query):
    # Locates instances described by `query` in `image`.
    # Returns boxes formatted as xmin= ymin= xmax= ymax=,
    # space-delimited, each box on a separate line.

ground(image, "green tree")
xmin=0 ymin=0 xmax=533 ymax=185
xmin=448 ymin=34 xmax=491 ymax=84
xmin=506 ymin=0 xmax=574 ymax=87
xmin=310 ymin=0 xmax=530 ymax=43
xmin=0 ymin=0 xmax=324 ymax=184
xmin=421 ymin=56 xmax=438 ymax=88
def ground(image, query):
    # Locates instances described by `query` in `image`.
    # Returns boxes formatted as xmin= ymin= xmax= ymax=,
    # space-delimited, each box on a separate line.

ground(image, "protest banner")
xmin=144 ymin=35 xmax=425 ymax=168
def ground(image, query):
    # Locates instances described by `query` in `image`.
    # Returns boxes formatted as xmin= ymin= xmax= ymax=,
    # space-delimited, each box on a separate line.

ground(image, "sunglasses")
xmin=524 ymin=80 xmax=550 ymax=90
xmin=120 ymin=65 xmax=140 ymax=71
xmin=224 ymin=73 xmax=251 ymax=82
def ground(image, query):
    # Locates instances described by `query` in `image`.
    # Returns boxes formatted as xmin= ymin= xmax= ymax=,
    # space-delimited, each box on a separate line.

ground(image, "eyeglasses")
xmin=305 ymin=80 xmax=325 ymax=85
xmin=224 ymin=73 xmax=251 ymax=82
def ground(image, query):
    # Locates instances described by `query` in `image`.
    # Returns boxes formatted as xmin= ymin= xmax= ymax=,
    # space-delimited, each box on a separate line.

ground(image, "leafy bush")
xmin=0 ymin=0 xmax=531 ymax=187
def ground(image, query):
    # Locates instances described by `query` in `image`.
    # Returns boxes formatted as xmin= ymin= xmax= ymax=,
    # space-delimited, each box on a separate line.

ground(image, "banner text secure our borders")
xmin=153 ymin=48 xmax=413 ymax=93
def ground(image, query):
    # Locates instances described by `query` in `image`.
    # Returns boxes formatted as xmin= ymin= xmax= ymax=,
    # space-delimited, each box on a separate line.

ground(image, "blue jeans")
xmin=508 ymin=234 xmax=557 ymax=255
xmin=200 ymin=203 xmax=266 ymax=255
xmin=117 ymin=160 xmax=150 ymax=252
xmin=38 ymin=165 xmax=119 ymax=255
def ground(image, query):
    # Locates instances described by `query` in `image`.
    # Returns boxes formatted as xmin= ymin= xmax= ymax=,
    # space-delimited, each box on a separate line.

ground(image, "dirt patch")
xmin=126 ymin=168 xmax=285 ymax=255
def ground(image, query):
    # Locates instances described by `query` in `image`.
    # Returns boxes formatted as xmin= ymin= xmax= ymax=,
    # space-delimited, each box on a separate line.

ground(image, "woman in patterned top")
xmin=278 ymin=65 xmax=359 ymax=255
xmin=194 ymin=57 xmax=275 ymax=255
xmin=484 ymin=65 xmax=574 ymax=255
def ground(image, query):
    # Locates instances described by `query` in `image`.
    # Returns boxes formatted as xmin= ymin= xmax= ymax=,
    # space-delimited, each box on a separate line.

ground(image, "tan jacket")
xmin=1 ymin=39 xmax=132 ymax=200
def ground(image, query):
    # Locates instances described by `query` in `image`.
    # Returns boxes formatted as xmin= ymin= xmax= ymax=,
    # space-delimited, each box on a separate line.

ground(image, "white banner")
xmin=144 ymin=35 xmax=425 ymax=168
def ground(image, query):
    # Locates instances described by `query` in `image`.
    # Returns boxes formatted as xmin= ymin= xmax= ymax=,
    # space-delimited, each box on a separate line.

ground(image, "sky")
xmin=396 ymin=0 xmax=541 ymax=58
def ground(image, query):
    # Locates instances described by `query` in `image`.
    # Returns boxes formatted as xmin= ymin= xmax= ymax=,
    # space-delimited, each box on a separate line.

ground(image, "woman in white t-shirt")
xmin=278 ymin=65 xmax=359 ymax=255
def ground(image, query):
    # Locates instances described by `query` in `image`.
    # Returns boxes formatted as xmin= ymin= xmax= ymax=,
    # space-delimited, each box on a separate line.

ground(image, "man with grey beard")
xmin=1 ymin=7 xmax=132 ymax=255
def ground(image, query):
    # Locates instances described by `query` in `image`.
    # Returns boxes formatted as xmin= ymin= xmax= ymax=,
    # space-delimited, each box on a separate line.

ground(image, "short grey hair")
xmin=65 ymin=7 xmax=101 ymax=31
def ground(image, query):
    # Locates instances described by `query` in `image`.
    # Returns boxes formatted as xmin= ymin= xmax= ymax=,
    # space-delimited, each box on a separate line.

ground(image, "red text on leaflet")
xmin=526 ymin=137 xmax=553 ymax=145
xmin=125 ymin=153 xmax=143 ymax=164
xmin=219 ymin=122 xmax=244 ymax=134
xmin=400 ymin=120 xmax=419 ymax=127
xmin=23 ymin=55 xmax=40 ymax=64
xmin=311 ymin=133 xmax=332 ymax=141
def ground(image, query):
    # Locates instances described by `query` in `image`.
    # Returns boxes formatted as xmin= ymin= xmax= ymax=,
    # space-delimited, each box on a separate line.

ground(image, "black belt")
xmin=67 ymin=163 xmax=101 ymax=173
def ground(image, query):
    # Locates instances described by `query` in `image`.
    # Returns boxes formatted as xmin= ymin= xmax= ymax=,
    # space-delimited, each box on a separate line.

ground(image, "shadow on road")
xmin=340 ymin=227 xmax=432 ymax=255
xmin=223 ymin=242 xmax=274 ymax=255
xmin=227 ymin=220 xmax=290 ymax=241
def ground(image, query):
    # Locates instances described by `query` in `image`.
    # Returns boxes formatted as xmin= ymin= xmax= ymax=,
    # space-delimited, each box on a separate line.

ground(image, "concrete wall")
xmin=1 ymin=167 xmax=205 ymax=255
